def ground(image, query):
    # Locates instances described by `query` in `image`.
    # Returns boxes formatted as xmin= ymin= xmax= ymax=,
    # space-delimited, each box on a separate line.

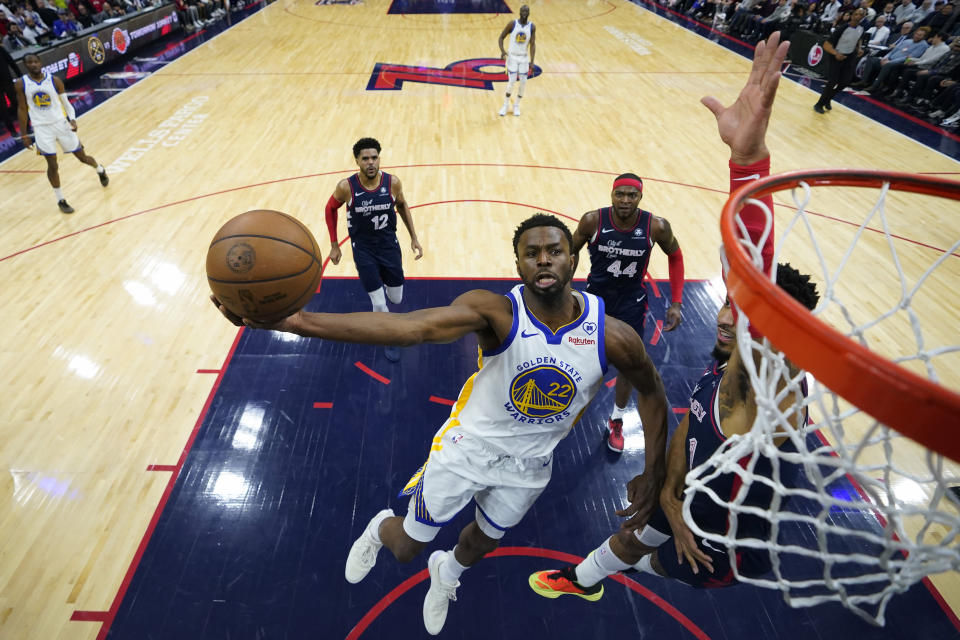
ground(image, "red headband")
xmin=612 ymin=177 xmax=643 ymax=193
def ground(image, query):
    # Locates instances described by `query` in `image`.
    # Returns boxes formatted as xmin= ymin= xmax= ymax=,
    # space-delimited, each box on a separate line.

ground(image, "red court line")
xmin=3 ymin=164 xmax=956 ymax=264
xmin=429 ymin=395 xmax=455 ymax=406
xmin=650 ymin=319 xmax=664 ymax=346
xmin=355 ymin=362 xmax=390 ymax=384
xmin=605 ymin=377 xmax=617 ymax=388
xmin=70 ymin=611 xmax=109 ymax=622
xmin=195 ymin=368 xmax=220 ymax=374
xmin=345 ymin=546 xmax=711 ymax=640
xmin=146 ymin=464 xmax=177 ymax=472
xmin=83 ymin=328 xmax=247 ymax=639
xmin=313 ymin=402 xmax=333 ymax=409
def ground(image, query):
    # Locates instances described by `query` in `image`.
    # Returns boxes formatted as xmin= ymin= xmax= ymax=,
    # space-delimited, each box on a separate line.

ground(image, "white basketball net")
xmin=683 ymin=179 xmax=960 ymax=626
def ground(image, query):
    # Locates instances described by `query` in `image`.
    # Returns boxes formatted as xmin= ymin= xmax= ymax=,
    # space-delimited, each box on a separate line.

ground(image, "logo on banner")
xmin=66 ymin=52 xmax=83 ymax=79
xmin=367 ymin=57 xmax=542 ymax=91
xmin=88 ymin=36 xmax=106 ymax=64
xmin=808 ymin=44 xmax=824 ymax=67
xmin=112 ymin=28 xmax=132 ymax=55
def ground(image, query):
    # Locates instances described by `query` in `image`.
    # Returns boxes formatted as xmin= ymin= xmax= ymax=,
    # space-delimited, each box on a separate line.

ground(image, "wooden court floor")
xmin=1 ymin=1 xmax=958 ymax=638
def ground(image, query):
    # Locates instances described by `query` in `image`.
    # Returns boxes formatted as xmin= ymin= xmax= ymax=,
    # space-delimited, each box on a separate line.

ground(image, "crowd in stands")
xmin=653 ymin=0 xmax=960 ymax=127
xmin=0 ymin=0 xmax=233 ymax=49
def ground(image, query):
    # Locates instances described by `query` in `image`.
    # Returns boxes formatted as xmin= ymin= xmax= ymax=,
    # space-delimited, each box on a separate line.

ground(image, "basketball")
xmin=206 ymin=210 xmax=323 ymax=324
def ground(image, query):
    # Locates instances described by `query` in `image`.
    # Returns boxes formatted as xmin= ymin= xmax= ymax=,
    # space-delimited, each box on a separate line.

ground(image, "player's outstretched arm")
xmin=659 ymin=413 xmax=715 ymax=574
xmin=605 ymin=316 xmax=669 ymax=531
xmin=392 ymin=176 xmax=423 ymax=260
xmin=701 ymin=31 xmax=789 ymax=165
xmin=211 ymin=289 xmax=507 ymax=347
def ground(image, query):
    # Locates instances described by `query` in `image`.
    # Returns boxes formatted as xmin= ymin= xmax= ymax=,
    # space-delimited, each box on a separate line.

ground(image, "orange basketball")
xmin=206 ymin=210 xmax=323 ymax=323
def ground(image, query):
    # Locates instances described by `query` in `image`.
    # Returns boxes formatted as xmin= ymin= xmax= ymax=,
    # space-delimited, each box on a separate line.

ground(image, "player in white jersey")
xmin=212 ymin=213 xmax=669 ymax=636
xmin=498 ymin=4 xmax=536 ymax=116
xmin=16 ymin=54 xmax=108 ymax=214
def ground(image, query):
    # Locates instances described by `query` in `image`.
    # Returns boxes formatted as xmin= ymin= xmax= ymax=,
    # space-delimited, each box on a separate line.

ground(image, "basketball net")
xmin=683 ymin=171 xmax=960 ymax=626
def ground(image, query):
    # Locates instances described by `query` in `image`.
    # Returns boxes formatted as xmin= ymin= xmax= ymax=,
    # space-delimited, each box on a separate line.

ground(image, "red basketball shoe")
xmin=607 ymin=418 xmax=624 ymax=452
xmin=528 ymin=566 xmax=604 ymax=601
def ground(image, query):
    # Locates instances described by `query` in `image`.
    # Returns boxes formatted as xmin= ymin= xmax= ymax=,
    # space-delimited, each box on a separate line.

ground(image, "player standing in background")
xmin=571 ymin=174 xmax=684 ymax=452
xmin=498 ymin=4 xmax=536 ymax=117
xmin=16 ymin=54 xmax=109 ymax=214
xmin=324 ymin=137 xmax=423 ymax=362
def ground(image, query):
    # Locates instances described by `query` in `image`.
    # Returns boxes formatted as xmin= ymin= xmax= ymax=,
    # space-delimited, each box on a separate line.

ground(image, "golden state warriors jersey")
xmin=443 ymin=284 xmax=607 ymax=460
xmin=22 ymin=73 xmax=67 ymax=127
xmin=507 ymin=20 xmax=533 ymax=59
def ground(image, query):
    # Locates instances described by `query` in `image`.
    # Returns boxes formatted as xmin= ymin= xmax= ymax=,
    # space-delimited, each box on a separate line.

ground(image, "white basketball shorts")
xmin=400 ymin=427 xmax=553 ymax=542
xmin=34 ymin=120 xmax=81 ymax=156
xmin=506 ymin=54 xmax=530 ymax=75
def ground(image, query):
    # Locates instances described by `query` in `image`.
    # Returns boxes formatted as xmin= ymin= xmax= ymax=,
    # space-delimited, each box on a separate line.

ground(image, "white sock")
xmin=634 ymin=554 xmax=659 ymax=576
xmin=95 ymin=164 xmax=105 ymax=174
xmin=611 ymin=403 xmax=627 ymax=421
xmin=439 ymin=548 xmax=468 ymax=584
xmin=573 ymin=538 xmax=631 ymax=587
xmin=53 ymin=187 xmax=64 ymax=201
xmin=368 ymin=287 xmax=388 ymax=313
xmin=385 ymin=284 xmax=403 ymax=305
xmin=369 ymin=519 xmax=383 ymax=544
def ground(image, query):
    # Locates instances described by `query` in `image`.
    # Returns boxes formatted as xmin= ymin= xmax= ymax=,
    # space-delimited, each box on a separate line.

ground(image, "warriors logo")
xmin=509 ymin=366 xmax=575 ymax=419
xmin=88 ymin=36 xmax=106 ymax=64
xmin=32 ymin=91 xmax=52 ymax=108
xmin=225 ymin=243 xmax=256 ymax=273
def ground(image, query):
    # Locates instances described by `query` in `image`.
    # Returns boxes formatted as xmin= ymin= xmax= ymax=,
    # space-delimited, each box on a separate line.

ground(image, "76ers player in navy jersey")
xmin=572 ymin=172 xmax=685 ymax=452
xmin=529 ymin=32 xmax=822 ymax=601
xmin=324 ymin=137 xmax=423 ymax=361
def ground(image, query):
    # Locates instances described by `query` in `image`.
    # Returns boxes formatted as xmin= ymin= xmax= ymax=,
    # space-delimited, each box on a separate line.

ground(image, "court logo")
xmin=808 ymin=44 xmax=824 ymax=67
xmin=367 ymin=57 xmax=542 ymax=91
xmin=509 ymin=365 xmax=575 ymax=419
xmin=225 ymin=243 xmax=256 ymax=273
xmin=88 ymin=36 xmax=106 ymax=64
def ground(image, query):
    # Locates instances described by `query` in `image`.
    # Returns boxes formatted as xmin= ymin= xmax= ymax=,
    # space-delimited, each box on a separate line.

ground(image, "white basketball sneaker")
xmin=498 ymin=104 xmax=508 ymax=116
xmin=513 ymin=103 xmax=521 ymax=116
xmin=344 ymin=508 xmax=394 ymax=584
xmin=423 ymin=550 xmax=460 ymax=635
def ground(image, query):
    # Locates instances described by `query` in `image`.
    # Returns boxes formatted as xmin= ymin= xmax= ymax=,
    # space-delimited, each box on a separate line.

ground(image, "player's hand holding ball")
xmin=206 ymin=209 xmax=323 ymax=329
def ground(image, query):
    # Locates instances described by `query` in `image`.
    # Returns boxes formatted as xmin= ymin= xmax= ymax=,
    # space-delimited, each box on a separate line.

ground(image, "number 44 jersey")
xmin=585 ymin=207 xmax=653 ymax=307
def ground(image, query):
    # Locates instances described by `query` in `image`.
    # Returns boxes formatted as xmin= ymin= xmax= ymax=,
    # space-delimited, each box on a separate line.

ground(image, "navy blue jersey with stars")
xmin=346 ymin=172 xmax=397 ymax=245
xmin=585 ymin=207 xmax=654 ymax=301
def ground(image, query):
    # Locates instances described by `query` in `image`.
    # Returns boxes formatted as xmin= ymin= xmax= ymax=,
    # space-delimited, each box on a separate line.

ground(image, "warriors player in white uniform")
xmin=498 ymin=4 xmax=536 ymax=116
xmin=212 ymin=213 xmax=669 ymax=636
xmin=16 ymin=53 xmax=108 ymax=214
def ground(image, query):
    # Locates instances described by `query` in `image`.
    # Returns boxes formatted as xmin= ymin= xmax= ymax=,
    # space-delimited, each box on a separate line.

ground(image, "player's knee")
xmin=461 ymin=524 xmax=500 ymax=557
xmin=390 ymin=537 xmax=426 ymax=563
